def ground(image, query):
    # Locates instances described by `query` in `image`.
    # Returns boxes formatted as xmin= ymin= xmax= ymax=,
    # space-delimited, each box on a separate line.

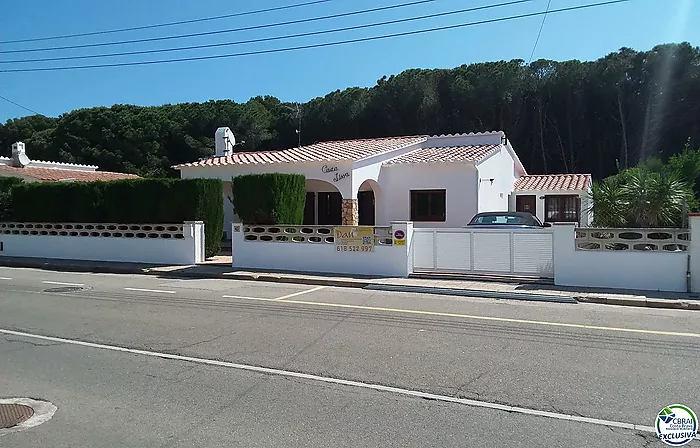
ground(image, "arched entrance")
xmin=303 ymin=179 xmax=343 ymax=225
xmin=358 ymin=179 xmax=380 ymax=226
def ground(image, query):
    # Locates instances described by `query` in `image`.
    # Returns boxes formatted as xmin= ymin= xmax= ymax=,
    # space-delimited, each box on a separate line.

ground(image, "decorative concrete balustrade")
xmin=0 ymin=221 xmax=204 ymax=265
xmin=237 ymin=224 xmax=394 ymax=246
xmin=231 ymin=222 xmax=412 ymax=277
xmin=574 ymin=227 xmax=690 ymax=252
xmin=0 ymin=222 xmax=185 ymax=239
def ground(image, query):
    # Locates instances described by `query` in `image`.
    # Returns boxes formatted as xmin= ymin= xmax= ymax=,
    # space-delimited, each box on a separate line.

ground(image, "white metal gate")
xmin=412 ymin=228 xmax=554 ymax=278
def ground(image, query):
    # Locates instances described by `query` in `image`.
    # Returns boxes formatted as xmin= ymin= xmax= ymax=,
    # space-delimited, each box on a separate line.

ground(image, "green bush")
xmin=0 ymin=177 xmax=24 ymax=192
xmin=11 ymin=178 xmax=224 ymax=257
xmin=0 ymin=177 xmax=24 ymax=221
xmin=232 ymin=173 xmax=306 ymax=224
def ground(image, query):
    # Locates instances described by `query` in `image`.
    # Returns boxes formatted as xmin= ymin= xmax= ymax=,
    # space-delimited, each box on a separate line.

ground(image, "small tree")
xmin=231 ymin=173 xmax=306 ymax=225
xmin=588 ymin=168 xmax=694 ymax=228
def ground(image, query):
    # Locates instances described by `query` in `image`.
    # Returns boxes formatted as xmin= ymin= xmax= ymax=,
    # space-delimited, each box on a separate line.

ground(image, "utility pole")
xmin=285 ymin=103 xmax=303 ymax=148
xmin=296 ymin=103 xmax=302 ymax=148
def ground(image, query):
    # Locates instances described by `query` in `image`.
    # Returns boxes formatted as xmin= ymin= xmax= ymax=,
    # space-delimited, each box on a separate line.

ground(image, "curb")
xmin=215 ymin=273 xmax=370 ymax=289
xmin=3 ymin=259 xmax=699 ymax=311
xmin=576 ymin=295 xmax=697 ymax=310
xmin=364 ymin=284 xmax=577 ymax=303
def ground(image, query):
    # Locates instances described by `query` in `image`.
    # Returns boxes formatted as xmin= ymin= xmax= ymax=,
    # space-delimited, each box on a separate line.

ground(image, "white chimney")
xmin=11 ymin=142 xmax=30 ymax=167
xmin=215 ymin=127 xmax=236 ymax=157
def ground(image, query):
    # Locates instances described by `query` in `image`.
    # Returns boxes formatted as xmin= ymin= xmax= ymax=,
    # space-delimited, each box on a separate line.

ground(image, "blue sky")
xmin=0 ymin=0 xmax=697 ymax=122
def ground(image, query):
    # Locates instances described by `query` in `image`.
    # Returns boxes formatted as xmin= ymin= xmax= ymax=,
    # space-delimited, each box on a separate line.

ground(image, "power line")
xmin=0 ymin=94 xmax=42 ymax=115
xmin=528 ymin=0 xmax=552 ymax=63
xmin=0 ymin=0 xmax=630 ymax=74
xmin=0 ymin=0 xmax=443 ymax=55
xmin=1 ymin=0 xmax=537 ymax=65
xmin=0 ymin=0 xmax=336 ymax=44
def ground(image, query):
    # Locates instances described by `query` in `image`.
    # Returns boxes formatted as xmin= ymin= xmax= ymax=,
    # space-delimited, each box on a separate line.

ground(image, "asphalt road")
xmin=1 ymin=266 xmax=698 ymax=447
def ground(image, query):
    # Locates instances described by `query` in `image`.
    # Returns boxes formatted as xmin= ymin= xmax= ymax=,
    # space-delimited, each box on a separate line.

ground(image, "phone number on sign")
xmin=336 ymin=245 xmax=374 ymax=252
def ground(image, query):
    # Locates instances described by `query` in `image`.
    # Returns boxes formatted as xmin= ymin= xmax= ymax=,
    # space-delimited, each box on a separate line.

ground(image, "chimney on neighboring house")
xmin=11 ymin=142 xmax=30 ymax=167
xmin=215 ymin=127 xmax=236 ymax=157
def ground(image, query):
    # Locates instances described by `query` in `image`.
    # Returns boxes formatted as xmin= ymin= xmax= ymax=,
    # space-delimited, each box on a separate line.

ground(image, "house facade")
xmin=0 ymin=142 xmax=139 ymax=182
xmin=174 ymin=128 xmax=592 ymax=238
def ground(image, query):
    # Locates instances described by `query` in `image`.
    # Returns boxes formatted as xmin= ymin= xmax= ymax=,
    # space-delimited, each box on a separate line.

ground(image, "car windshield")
xmin=471 ymin=214 xmax=540 ymax=225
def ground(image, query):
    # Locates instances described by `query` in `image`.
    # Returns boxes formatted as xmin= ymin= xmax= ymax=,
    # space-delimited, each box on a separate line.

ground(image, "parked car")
xmin=465 ymin=211 xmax=552 ymax=229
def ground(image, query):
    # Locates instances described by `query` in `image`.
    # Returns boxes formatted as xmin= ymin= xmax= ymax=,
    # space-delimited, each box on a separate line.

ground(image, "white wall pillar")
xmin=552 ymin=223 xmax=576 ymax=287
xmin=184 ymin=221 xmax=205 ymax=264
xmin=688 ymin=215 xmax=700 ymax=293
xmin=391 ymin=221 xmax=414 ymax=277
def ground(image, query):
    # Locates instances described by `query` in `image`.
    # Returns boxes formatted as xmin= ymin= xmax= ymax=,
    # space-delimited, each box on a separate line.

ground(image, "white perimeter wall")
xmin=475 ymin=147 xmax=516 ymax=213
xmin=553 ymin=224 xmax=687 ymax=292
xmin=232 ymin=222 xmax=413 ymax=277
xmin=378 ymin=163 xmax=477 ymax=228
xmin=0 ymin=222 xmax=205 ymax=265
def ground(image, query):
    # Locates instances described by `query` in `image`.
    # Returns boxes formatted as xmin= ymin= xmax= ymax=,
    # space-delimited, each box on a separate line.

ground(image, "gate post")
xmin=391 ymin=221 xmax=414 ymax=277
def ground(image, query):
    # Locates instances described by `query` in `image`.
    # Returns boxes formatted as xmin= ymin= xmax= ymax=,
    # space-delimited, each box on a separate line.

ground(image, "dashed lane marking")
xmin=124 ymin=287 xmax=176 ymax=294
xmin=222 ymin=295 xmax=276 ymax=301
xmin=273 ymin=286 xmax=327 ymax=301
xmin=42 ymin=281 xmax=84 ymax=287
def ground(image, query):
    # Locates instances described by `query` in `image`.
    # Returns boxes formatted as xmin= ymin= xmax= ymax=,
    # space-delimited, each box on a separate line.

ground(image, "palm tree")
xmin=588 ymin=169 xmax=690 ymax=228
xmin=623 ymin=170 xmax=686 ymax=228
xmin=587 ymin=178 xmax=628 ymax=227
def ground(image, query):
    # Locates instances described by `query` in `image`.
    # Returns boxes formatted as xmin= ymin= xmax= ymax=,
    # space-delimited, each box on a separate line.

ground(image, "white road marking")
xmin=222 ymin=295 xmax=275 ymax=301
xmin=223 ymin=295 xmax=700 ymax=339
xmin=0 ymin=277 xmax=12 ymax=280
xmin=42 ymin=281 xmax=84 ymax=287
xmin=0 ymin=327 xmax=657 ymax=435
xmin=273 ymin=286 xmax=326 ymax=301
xmin=124 ymin=287 xmax=176 ymax=294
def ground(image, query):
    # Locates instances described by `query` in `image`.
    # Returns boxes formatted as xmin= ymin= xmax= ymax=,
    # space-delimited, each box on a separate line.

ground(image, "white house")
xmin=174 ymin=128 xmax=592 ymax=238
xmin=0 ymin=142 xmax=138 ymax=182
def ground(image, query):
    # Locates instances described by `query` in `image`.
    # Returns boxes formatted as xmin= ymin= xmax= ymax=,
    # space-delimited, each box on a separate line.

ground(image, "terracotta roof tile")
xmin=0 ymin=165 xmax=139 ymax=182
xmin=513 ymin=174 xmax=591 ymax=191
xmin=173 ymin=136 xmax=428 ymax=168
xmin=383 ymin=145 xmax=501 ymax=165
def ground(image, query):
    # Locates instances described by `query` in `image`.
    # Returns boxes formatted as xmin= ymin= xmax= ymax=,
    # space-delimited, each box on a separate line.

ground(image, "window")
xmin=544 ymin=195 xmax=580 ymax=223
xmin=410 ymin=189 xmax=446 ymax=222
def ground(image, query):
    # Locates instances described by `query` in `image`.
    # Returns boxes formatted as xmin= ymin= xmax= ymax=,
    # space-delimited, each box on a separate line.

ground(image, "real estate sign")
xmin=334 ymin=226 xmax=374 ymax=252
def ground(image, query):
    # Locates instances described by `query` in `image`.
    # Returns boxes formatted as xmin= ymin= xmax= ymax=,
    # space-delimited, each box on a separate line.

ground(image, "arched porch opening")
xmin=304 ymin=179 xmax=343 ymax=225
xmin=358 ymin=179 xmax=381 ymax=226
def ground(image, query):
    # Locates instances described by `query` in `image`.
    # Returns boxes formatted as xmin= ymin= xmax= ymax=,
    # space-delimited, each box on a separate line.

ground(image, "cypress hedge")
xmin=11 ymin=178 xmax=224 ymax=257
xmin=232 ymin=173 xmax=306 ymax=225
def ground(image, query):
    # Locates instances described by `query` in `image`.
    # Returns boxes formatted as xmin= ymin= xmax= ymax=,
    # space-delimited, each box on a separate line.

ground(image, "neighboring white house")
xmin=0 ymin=142 xmax=139 ymax=182
xmin=174 ymin=128 xmax=593 ymax=238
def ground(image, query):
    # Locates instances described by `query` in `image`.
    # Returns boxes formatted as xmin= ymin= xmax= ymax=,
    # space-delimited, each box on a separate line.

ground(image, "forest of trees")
xmin=1 ymin=42 xmax=699 ymax=180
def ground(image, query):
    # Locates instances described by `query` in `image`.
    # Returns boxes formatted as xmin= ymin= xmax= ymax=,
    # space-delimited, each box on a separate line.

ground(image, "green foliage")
xmin=232 ymin=173 xmax=306 ymax=225
xmin=3 ymin=44 xmax=700 ymax=182
xmin=0 ymin=177 xmax=25 ymax=192
xmin=589 ymin=166 xmax=696 ymax=228
xmin=11 ymin=178 xmax=223 ymax=257
xmin=588 ymin=178 xmax=628 ymax=228
xmin=0 ymin=177 xmax=24 ymax=220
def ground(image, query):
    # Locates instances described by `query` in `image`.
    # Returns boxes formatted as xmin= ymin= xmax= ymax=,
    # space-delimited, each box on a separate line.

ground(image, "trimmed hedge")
xmin=232 ymin=173 xmax=306 ymax=225
xmin=0 ymin=177 xmax=24 ymax=220
xmin=0 ymin=177 xmax=24 ymax=192
xmin=11 ymin=178 xmax=224 ymax=257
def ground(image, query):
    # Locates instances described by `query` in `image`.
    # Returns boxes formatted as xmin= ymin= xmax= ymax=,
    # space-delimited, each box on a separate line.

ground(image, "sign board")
xmin=334 ymin=226 xmax=374 ymax=252
xmin=393 ymin=229 xmax=406 ymax=246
